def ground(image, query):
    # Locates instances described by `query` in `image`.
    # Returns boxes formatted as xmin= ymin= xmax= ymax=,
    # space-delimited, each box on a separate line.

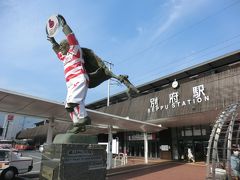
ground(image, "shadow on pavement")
xmin=17 ymin=173 xmax=39 ymax=180
xmin=107 ymin=161 xmax=184 ymax=178
xmin=16 ymin=161 xmax=203 ymax=180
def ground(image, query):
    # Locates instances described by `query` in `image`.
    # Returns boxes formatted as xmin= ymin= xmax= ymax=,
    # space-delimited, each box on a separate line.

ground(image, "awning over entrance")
xmin=0 ymin=88 xmax=164 ymax=133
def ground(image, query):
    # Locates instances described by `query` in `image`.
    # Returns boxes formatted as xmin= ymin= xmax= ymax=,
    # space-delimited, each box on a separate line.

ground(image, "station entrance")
xmin=175 ymin=125 xmax=211 ymax=161
xmin=122 ymin=129 xmax=172 ymax=159
xmin=127 ymin=139 xmax=160 ymax=158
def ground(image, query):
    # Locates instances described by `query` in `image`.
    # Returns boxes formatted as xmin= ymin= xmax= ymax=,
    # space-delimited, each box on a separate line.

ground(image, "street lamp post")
xmin=105 ymin=61 xmax=114 ymax=169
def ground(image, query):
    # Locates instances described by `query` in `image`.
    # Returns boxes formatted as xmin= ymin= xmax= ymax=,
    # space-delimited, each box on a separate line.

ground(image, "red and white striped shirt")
xmin=56 ymin=33 xmax=88 ymax=82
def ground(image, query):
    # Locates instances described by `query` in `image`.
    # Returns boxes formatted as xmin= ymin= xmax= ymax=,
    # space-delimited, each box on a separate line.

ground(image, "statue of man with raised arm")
xmin=47 ymin=15 xmax=90 ymax=134
xmin=46 ymin=14 xmax=139 ymax=135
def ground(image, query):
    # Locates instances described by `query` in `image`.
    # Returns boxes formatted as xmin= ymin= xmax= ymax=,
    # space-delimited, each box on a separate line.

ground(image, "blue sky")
xmin=0 ymin=0 xmax=240 ymax=105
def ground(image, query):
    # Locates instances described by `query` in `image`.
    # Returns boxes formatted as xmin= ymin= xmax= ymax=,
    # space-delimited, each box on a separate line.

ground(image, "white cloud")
xmin=151 ymin=0 xmax=207 ymax=42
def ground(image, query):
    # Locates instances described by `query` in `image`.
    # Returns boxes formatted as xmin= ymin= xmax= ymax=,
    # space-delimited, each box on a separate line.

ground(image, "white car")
xmin=0 ymin=149 xmax=33 ymax=180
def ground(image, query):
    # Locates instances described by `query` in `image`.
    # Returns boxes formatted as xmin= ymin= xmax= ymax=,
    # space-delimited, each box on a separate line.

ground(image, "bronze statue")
xmin=46 ymin=14 xmax=138 ymax=134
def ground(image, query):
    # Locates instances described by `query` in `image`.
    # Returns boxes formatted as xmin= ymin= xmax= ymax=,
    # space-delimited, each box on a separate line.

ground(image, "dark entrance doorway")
xmin=194 ymin=140 xmax=205 ymax=161
xmin=176 ymin=125 xmax=210 ymax=161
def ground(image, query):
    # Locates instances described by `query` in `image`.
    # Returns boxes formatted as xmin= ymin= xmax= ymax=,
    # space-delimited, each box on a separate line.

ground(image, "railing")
xmin=206 ymin=103 xmax=240 ymax=179
xmin=113 ymin=153 xmax=128 ymax=168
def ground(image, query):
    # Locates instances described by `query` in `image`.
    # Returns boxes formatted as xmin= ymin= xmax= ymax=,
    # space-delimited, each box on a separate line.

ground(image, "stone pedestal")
xmin=53 ymin=133 xmax=98 ymax=144
xmin=39 ymin=137 xmax=106 ymax=180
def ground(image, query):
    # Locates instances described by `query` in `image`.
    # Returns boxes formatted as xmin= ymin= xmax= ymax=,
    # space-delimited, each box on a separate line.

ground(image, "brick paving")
xmin=107 ymin=157 xmax=206 ymax=180
xmin=19 ymin=157 xmax=206 ymax=180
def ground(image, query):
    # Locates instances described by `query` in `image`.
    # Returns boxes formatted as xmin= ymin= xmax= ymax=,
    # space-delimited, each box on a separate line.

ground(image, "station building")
xmin=86 ymin=50 xmax=240 ymax=161
xmin=15 ymin=50 xmax=240 ymax=162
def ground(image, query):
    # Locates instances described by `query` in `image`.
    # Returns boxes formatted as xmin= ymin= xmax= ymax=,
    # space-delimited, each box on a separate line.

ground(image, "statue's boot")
xmin=103 ymin=67 xmax=139 ymax=96
xmin=67 ymin=116 xmax=91 ymax=134
xmin=118 ymin=75 xmax=139 ymax=96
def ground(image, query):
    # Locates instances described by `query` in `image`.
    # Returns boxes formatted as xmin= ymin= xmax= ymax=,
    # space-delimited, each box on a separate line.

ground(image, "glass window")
xmin=177 ymin=127 xmax=184 ymax=137
xmin=181 ymin=130 xmax=185 ymax=136
xmin=202 ymin=128 xmax=206 ymax=136
xmin=193 ymin=126 xmax=201 ymax=136
xmin=0 ymin=151 xmax=9 ymax=161
xmin=185 ymin=127 xmax=192 ymax=136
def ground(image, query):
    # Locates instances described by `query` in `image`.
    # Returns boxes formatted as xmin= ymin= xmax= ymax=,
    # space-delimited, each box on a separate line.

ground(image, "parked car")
xmin=0 ymin=148 xmax=33 ymax=180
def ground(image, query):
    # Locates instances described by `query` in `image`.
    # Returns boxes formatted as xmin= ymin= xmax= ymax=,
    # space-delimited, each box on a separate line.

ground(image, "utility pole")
xmin=105 ymin=61 xmax=114 ymax=106
xmin=104 ymin=61 xmax=114 ymax=169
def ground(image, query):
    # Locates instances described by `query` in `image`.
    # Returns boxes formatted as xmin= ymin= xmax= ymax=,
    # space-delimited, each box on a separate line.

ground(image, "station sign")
xmin=147 ymin=84 xmax=210 ymax=113
xmin=160 ymin=145 xmax=170 ymax=151
xmin=128 ymin=133 xmax=156 ymax=141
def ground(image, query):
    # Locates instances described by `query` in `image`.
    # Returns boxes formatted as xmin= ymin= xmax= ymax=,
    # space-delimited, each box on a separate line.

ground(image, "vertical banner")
xmin=2 ymin=114 xmax=15 ymax=139
xmin=112 ymin=139 xmax=119 ymax=154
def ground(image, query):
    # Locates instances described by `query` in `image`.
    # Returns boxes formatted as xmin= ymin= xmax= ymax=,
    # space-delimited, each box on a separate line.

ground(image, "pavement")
xmin=107 ymin=157 xmax=206 ymax=180
xmin=18 ymin=156 xmax=206 ymax=180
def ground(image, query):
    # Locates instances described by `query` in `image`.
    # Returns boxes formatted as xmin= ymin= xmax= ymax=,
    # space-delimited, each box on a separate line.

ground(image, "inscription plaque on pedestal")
xmin=39 ymin=143 xmax=107 ymax=180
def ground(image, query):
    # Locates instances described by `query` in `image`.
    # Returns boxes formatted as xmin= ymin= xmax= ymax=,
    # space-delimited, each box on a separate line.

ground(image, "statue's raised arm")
xmin=58 ymin=14 xmax=72 ymax=36
xmin=47 ymin=37 xmax=60 ymax=54
xmin=46 ymin=14 xmax=74 ymax=55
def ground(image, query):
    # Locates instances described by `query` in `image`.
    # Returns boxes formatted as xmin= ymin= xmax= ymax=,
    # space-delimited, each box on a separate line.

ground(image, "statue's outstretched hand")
xmin=47 ymin=36 xmax=57 ymax=44
xmin=57 ymin=14 xmax=66 ymax=27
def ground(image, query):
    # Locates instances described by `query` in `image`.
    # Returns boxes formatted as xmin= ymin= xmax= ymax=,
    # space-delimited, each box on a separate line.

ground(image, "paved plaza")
xmin=18 ymin=154 xmax=206 ymax=180
xmin=107 ymin=158 xmax=206 ymax=180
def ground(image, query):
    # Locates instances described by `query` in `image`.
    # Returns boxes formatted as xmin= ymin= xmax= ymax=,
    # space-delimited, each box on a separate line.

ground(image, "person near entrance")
xmin=187 ymin=148 xmax=195 ymax=163
xmin=231 ymin=146 xmax=240 ymax=179
xmin=47 ymin=15 xmax=90 ymax=134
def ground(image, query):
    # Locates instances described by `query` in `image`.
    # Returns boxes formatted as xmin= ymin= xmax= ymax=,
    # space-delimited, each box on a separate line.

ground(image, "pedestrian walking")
xmin=188 ymin=148 xmax=195 ymax=163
